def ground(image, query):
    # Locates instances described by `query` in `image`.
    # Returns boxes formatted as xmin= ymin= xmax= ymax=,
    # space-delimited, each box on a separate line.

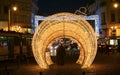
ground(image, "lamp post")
xmin=8 ymin=6 xmax=17 ymax=58
xmin=8 ymin=6 xmax=17 ymax=31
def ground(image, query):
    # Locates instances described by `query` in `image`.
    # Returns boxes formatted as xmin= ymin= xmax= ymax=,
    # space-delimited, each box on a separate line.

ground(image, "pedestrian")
xmin=117 ymin=45 xmax=120 ymax=54
xmin=56 ymin=43 xmax=66 ymax=65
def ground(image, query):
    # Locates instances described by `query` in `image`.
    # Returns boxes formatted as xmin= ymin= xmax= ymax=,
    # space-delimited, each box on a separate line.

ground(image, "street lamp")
xmin=8 ymin=6 xmax=17 ymax=31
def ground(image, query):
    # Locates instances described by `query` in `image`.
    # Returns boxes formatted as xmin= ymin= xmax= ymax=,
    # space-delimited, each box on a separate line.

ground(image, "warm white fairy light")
xmin=35 ymin=15 xmax=100 ymax=36
xmin=32 ymin=12 xmax=97 ymax=69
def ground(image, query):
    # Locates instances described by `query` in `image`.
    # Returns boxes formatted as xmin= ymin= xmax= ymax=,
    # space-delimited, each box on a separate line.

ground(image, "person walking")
xmin=56 ymin=43 xmax=66 ymax=65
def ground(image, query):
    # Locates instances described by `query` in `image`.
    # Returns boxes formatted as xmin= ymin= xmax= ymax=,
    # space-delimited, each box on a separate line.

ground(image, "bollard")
xmin=82 ymin=71 xmax=85 ymax=75
xmin=5 ymin=64 xmax=7 ymax=71
xmin=39 ymin=72 xmax=42 ymax=75
xmin=6 ymin=71 xmax=9 ymax=75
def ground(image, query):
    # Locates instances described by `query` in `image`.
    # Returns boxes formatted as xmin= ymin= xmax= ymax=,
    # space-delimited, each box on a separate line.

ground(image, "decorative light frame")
xmin=35 ymin=15 xmax=100 ymax=36
xmin=32 ymin=12 xmax=97 ymax=69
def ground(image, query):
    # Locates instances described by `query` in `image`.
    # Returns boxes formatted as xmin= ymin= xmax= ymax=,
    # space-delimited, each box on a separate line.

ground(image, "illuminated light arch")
xmin=32 ymin=12 xmax=97 ymax=69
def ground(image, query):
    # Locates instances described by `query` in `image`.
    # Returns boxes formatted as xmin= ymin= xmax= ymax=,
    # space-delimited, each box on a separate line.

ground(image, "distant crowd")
xmin=97 ymin=44 xmax=120 ymax=54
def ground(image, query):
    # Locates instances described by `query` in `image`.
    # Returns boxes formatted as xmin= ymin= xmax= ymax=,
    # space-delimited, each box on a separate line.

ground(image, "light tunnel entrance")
xmin=47 ymin=37 xmax=81 ymax=64
xmin=32 ymin=12 xmax=97 ymax=69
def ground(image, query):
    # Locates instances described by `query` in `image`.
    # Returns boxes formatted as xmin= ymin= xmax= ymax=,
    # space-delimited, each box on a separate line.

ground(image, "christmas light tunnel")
xmin=32 ymin=12 xmax=97 ymax=69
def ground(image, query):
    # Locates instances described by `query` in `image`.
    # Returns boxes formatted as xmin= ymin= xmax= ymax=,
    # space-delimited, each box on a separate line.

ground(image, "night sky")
xmin=37 ymin=0 xmax=95 ymax=16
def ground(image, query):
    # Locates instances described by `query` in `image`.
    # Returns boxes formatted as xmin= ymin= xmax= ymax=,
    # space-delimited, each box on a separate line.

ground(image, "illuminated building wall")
xmin=32 ymin=12 xmax=97 ymax=69
xmin=98 ymin=0 xmax=120 ymax=38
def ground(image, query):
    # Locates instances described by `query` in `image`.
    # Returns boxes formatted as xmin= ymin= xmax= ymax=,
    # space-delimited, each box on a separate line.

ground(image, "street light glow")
xmin=13 ymin=6 xmax=17 ymax=11
xmin=113 ymin=3 xmax=119 ymax=8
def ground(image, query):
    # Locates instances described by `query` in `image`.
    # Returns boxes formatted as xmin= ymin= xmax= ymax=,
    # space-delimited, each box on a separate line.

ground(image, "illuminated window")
xmin=110 ymin=39 xmax=118 ymax=45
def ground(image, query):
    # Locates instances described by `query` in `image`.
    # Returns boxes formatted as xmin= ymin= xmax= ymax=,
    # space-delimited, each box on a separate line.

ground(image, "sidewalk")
xmin=0 ymin=53 xmax=120 ymax=75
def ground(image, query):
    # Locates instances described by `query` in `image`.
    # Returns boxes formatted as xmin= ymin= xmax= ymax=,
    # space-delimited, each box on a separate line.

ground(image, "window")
xmin=101 ymin=12 xmax=106 ymax=24
xmin=118 ymin=11 xmax=120 ymax=23
xmin=4 ymin=6 xmax=8 ymax=14
xmin=100 ymin=1 xmax=106 ymax=7
xmin=111 ymin=11 xmax=116 ymax=22
xmin=0 ymin=6 xmax=1 ymax=14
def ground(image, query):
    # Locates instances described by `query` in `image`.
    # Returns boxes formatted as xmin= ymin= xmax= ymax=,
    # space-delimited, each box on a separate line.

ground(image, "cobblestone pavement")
xmin=0 ymin=53 xmax=120 ymax=75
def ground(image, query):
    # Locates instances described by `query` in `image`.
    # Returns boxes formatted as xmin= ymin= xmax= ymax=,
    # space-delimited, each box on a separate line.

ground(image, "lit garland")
xmin=35 ymin=15 xmax=100 ymax=36
xmin=32 ymin=12 xmax=97 ymax=69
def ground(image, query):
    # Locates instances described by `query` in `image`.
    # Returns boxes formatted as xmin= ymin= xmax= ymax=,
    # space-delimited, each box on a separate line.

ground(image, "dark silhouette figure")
xmin=117 ymin=45 xmax=120 ymax=54
xmin=56 ymin=44 xmax=66 ymax=65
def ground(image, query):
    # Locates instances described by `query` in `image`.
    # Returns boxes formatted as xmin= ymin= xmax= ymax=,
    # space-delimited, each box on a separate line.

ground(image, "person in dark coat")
xmin=56 ymin=43 xmax=66 ymax=65
xmin=117 ymin=45 xmax=120 ymax=54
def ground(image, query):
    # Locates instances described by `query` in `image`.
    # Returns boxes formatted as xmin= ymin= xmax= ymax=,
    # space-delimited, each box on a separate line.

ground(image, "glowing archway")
xmin=32 ymin=12 xmax=97 ymax=69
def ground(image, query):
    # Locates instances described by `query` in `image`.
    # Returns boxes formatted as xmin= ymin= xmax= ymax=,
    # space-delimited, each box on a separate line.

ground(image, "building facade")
xmin=0 ymin=0 xmax=38 ymax=33
xmin=88 ymin=0 xmax=120 ymax=45
xmin=99 ymin=0 xmax=120 ymax=45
